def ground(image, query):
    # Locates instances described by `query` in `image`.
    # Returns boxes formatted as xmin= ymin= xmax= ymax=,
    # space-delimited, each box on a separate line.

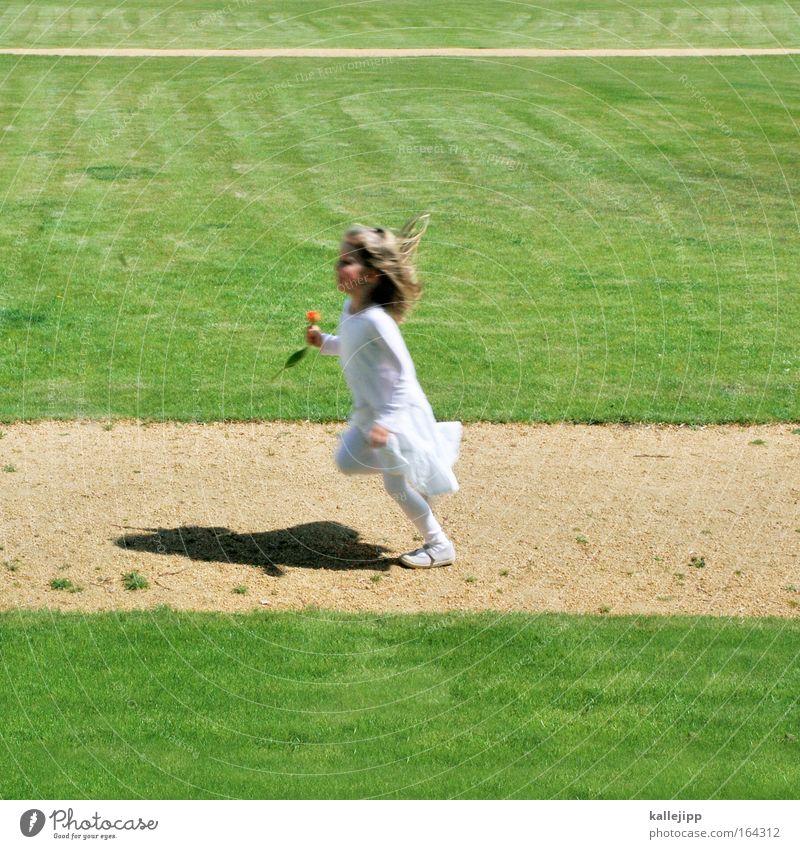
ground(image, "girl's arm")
xmin=370 ymin=315 xmax=413 ymax=432
xmin=318 ymin=297 xmax=350 ymax=356
xmin=374 ymin=371 xmax=408 ymax=431
xmin=319 ymin=333 xmax=340 ymax=356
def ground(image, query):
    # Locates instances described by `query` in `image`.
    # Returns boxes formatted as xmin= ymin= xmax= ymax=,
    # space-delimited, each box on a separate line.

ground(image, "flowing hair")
xmin=342 ymin=212 xmax=430 ymax=324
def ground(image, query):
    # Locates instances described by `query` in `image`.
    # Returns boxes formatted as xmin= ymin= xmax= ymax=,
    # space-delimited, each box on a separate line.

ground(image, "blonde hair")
xmin=342 ymin=212 xmax=430 ymax=324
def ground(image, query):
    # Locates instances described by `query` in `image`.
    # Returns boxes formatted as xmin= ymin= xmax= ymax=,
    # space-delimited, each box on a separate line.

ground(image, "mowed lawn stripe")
xmin=1 ymin=609 xmax=798 ymax=799
xmin=0 ymin=57 xmax=797 ymax=423
xmin=0 ymin=0 xmax=798 ymax=49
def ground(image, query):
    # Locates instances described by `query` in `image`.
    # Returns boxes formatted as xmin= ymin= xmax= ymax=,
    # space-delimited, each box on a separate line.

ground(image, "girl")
xmin=306 ymin=214 xmax=462 ymax=569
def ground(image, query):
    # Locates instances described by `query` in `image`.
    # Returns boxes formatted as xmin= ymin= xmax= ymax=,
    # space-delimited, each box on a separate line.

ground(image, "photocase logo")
xmin=19 ymin=809 xmax=46 ymax=837
xmin=16 ymin=806 xmax=160 ymax=837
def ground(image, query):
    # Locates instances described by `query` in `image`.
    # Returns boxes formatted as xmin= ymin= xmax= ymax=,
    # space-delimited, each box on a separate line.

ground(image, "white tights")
xmin=334 ymin=427 xmax=447 ymax=546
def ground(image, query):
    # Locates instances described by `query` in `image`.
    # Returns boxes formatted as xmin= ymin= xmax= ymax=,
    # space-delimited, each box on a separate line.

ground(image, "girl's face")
xmin=336 ymin=240 xmax=375 ymax=293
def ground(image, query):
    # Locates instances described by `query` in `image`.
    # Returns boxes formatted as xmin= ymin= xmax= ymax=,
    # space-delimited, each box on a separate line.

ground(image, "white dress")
xmin=319 ymin=298 xmax=462 ymax=496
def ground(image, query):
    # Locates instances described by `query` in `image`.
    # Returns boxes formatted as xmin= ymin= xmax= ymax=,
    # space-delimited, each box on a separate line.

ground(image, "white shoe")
xmin=399 ymin=540 xmax=455 ymax=569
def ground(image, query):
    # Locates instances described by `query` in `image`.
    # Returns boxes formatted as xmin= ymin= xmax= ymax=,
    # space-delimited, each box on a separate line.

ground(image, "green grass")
xmin=1 ymin=56 xmax=798 ymax=424
xmin=122 ymin=570 xmax=149 ymax=590
xmin=0 ymin=609 xmax=797 ymax=799
xmin=1 ymin=0 xmax=798 ymax=49
xmin=49 ymin=577 xmax=82 ymax=592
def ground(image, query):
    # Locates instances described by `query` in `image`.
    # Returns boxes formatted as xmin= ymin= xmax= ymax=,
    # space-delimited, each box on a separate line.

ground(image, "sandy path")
xmin=1 ymin=47 xmax=798 ymax=58
xmin=0 ymin=420 xmax=797 ymax=617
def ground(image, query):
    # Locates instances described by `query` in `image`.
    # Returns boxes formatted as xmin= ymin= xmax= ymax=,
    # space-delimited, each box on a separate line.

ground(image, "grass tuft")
xmin=49 ymin=577 xmax=82 ymax=592
xmin=123 ymin=571 xmax=149 ymax=591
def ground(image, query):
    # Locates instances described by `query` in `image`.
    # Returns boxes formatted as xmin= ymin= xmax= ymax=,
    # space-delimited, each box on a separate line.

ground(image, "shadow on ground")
xmin=114 ymin=521 xmax=393 ymax=575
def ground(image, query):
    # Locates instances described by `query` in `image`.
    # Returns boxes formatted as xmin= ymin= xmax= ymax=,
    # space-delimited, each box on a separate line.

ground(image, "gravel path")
xmin=0 ymin=47 xmax=798 ymax=58
xmin=1 ymin=420 xmax=798 ymax=617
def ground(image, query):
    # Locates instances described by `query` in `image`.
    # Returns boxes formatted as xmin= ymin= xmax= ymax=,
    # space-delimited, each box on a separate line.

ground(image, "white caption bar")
xmin=1 ymin=800 xmax=797 ymax=848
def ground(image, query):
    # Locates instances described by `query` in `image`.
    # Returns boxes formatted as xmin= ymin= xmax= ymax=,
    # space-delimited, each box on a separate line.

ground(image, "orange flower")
xmin=306 ymin=310 xmax=321 ymax=323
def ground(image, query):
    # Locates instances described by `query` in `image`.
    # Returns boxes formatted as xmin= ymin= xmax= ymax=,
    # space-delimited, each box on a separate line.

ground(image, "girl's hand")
xmin=306 ymin=325 xmax=323 ymax=347
xmin=368 ymin=423 xmax=390 ymax=448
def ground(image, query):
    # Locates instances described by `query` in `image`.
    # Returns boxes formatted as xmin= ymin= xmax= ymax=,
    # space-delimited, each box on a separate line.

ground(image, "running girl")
xmin=306 ymin=214 xmax=462 ymax=568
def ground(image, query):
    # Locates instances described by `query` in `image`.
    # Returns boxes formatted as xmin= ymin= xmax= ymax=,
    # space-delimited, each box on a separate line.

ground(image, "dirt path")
xmin=1 ymin=47 xmax=798 ymax=58
xmin=1 ymin=421 xmax=798 ymax=617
